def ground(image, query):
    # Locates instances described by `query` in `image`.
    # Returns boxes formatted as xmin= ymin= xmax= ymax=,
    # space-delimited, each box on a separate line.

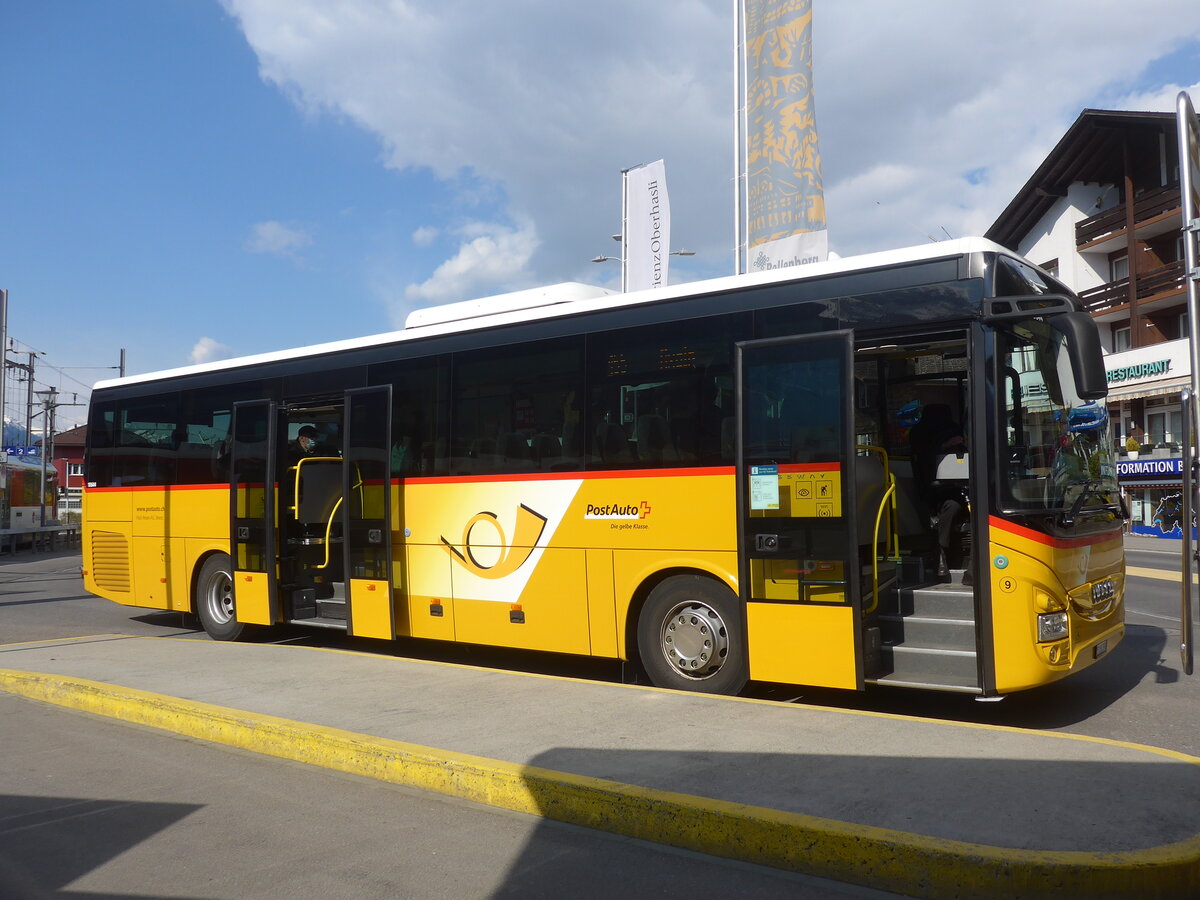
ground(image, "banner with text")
xmin=743 ymin=0 xmax=827 ymax=272
xmin=625 ymin=159 xmax=671 ymax=292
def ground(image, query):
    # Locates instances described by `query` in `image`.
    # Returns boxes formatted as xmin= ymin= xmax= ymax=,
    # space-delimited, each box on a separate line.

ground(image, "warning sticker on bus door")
xmin=781 ymin=464 xmax=841 ymax=518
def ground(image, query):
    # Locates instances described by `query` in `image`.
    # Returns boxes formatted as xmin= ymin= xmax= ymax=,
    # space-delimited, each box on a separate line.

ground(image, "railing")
xmin=1075 ymin=183 xmax=1182 ymax=246
xmin=0 ymin=524 xmax=80 ymax=554
xmin=1078 ymin=260 xmax=1187 ymax=314
xmin=1116 ymin=443 xmax=1186 ymax=460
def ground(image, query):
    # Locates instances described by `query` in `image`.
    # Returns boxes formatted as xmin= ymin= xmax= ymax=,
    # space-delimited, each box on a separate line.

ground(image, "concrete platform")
xmin=1 ymin=634 xmax=1197 ymax=898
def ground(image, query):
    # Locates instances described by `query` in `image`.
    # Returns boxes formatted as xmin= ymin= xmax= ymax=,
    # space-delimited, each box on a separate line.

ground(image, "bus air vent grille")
xmin=91 ymin=531 xmax=131 ymax=592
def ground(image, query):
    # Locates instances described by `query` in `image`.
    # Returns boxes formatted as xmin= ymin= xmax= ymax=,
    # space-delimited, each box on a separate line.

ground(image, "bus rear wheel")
xmin=637 ymin=575 xmax=747 ymax=695
xmin=195 ymin=553 xmax=251 ymax=642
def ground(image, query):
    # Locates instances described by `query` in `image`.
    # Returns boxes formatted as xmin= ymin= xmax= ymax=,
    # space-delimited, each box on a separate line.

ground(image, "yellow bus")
xmin=83 ymin=238 xmax=1125 ymax=697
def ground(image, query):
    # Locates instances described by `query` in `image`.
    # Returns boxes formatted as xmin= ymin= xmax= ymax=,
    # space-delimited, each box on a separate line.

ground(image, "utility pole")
xmin=37 ymin=388 xmax=55 ymax=526
xmin=24 ymin=352 xmax=35 ymax=441
xmin=0 ymin=289 xmax=7 ymax=529
xmin=34 ymin=387 xmax=83 ymax=525
xmin=3 ymin=351 xmax=37 ymax=444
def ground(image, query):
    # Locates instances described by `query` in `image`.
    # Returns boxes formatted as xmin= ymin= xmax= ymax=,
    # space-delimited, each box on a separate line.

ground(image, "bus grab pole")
xmin=1179 ymin=90 xmax=1199 ymax=676
xmin=1181 ymin=389 xmax=1196 ymax=677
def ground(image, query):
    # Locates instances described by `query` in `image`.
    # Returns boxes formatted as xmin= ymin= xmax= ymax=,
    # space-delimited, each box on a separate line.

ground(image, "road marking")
xmin=1127 ymin=566 xmax=1197 ymax=584
xmin=1127 ymin=609 xmax=1186 ymax=623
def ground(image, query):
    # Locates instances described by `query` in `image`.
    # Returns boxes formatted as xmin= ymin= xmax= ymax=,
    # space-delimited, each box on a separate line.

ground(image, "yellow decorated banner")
xmin=743 ymin=0 xmax=827 ymax=271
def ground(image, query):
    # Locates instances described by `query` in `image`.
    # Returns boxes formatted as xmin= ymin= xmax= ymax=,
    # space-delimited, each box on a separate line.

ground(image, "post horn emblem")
xmin=440 ymin=504 xmax=548 ymax=579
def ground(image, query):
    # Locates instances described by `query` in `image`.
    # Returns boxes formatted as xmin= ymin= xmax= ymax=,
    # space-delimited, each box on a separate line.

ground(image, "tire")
xmin=636 ymin=575 xmax=748 ymax=695
xmin=194 ymin=553 xmax=251 ymax=642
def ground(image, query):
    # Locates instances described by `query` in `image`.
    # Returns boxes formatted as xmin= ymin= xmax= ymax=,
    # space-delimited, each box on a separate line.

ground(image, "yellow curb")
xmin=1 ymin=668 xmax=1197 ymax=899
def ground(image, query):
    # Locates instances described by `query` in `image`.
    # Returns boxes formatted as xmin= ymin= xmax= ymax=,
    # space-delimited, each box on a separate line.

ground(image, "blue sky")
xmin=3 ymin=1 xmax=1200 ymax=431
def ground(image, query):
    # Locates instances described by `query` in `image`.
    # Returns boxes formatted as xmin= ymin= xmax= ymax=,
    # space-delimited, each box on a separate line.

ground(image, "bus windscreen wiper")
xmin=1060 ymin=479 xmax=1117 ymax=527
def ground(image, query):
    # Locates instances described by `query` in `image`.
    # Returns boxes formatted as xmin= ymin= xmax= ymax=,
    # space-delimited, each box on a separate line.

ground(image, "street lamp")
xmin=591 ymin=248 xmax=695 ymax=270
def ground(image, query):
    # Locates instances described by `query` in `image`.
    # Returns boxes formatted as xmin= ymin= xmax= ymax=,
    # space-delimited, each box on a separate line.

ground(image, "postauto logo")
xmin=440 ymin=505 xmax=548 ymax=579
xmin=584 ymin=501 xmax=652 ymax=520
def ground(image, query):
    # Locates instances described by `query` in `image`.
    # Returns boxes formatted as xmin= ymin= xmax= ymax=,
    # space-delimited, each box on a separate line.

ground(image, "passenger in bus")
xmin=289 ymin=425 xmax=321 ymax=465
xmin=909 ymin=403 xmax=968 ymax=581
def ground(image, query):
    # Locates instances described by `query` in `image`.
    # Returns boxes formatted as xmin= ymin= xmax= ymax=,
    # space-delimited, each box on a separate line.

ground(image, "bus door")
xmin=342 ymin=386 xmax=395 ymax=640
xmin=735 ymin=331 xmax=866 ymax=690
xmin=230 ymin=399 xmax=279 ymax=626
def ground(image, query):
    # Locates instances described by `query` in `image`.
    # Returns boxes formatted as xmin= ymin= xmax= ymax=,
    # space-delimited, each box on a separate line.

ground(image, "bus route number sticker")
xmin=750 ymin=465 xmax=780 ymax=510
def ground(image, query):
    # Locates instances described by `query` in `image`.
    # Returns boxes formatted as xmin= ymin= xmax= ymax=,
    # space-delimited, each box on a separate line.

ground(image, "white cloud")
xmin=245 ymin=220 xmax=313 ymax=257
xmin=1109 ymin=79 xmax=1200 ymax=113
xmin=220 ymin=0 xmax=1200 ymax=286
xmin=411 ymin=225 xmax=438 ymax=248
xmin=189 ymin=337 xmax=235 ymax=364
xmin=402 ymin=218 xmax=539 ymax=309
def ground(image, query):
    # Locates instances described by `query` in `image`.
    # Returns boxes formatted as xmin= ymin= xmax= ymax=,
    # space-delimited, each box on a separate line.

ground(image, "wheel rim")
xmin=659 ymin=600 xmax=729 ymax=680
xmin=202 ymin=568 xmax=235 ymax=625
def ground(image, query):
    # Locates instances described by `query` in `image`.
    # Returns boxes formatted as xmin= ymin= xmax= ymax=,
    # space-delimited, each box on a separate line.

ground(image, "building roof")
xmin=52 ymin=424 xmax=88 ymax=446
xmin=986 ymin=109 xmax=1181 ymax=250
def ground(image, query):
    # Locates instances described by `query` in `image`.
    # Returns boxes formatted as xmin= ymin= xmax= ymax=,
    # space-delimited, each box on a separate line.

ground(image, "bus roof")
xmin=95 ymin=237 xmax=1017 ymax=392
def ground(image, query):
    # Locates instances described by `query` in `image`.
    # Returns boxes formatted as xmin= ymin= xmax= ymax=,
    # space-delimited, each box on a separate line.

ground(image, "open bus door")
xmin=342 ymin=386 xmax=395 ymax=640
xmin=230 ymin=399 xmax=279 ymax=626
xmin=735 ymin=331 xmax=867 ymax=690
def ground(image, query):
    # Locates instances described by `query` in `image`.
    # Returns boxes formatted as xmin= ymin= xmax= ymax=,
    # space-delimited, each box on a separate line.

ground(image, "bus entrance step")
xmin=316 ymin=597 xmax=347 ymax=620
xmin=877 ymin=614 xmax=976 ymax=651
xmin=890 ymin=582 xmax=974 ymax=620
xmin=874 ymin=644 xmax=979 ymax=690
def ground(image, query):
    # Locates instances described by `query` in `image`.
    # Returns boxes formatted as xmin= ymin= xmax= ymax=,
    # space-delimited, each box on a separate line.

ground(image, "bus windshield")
xmin=998 ymin=317 xmax=1119 ymax=517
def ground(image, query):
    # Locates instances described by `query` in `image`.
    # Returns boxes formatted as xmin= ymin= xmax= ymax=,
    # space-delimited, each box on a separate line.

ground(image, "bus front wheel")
xmin=637 ymin=575 xmax=748 ymax=695
xmin=194 ymin=554 xmax=251 ymax=642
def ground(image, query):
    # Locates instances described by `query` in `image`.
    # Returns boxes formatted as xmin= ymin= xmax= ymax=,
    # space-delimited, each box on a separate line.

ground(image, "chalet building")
xmin=52 ymin=423 xmax=87 ymax=517
xmin=987 ymin=108 xmax=1198 ymax=538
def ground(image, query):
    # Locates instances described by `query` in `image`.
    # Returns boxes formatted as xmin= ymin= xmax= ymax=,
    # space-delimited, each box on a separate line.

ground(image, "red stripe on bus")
xmin=776 ymin=462 xmax=841 ymax=473
xmin=989 ymin=515 xmax=1122 ymax=549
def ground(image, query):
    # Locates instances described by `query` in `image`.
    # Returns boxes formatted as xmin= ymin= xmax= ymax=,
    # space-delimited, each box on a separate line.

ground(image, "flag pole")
xmin=732 ymin=0 xmax=747 ymax=275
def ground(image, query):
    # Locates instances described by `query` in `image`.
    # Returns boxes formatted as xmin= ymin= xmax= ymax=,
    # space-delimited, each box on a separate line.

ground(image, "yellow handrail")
xmin=865 ymin=481 xmax=896 ymax=615
xmin=314 ymin=470 xmax=364 ymax=571
xmin=289 ymin=456 xmax=342 ymax=517
xmin=314 ymin=497 xmax=344 ymax=570
xmin=856 ymin=445 xmax=899 ymax=615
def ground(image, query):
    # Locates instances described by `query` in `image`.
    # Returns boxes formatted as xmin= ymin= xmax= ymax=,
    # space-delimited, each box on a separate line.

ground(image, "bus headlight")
xmin=1037 ymin=611 xmax=1069 ymax=643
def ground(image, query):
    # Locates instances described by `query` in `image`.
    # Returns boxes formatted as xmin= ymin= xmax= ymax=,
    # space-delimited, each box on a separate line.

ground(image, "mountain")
xmin=3 ymin=419 xmax=35 ymax=448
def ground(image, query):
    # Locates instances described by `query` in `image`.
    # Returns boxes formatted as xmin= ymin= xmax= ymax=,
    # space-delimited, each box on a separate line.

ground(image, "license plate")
xmin=1093 ymin=640 xmax=1109 ymax=659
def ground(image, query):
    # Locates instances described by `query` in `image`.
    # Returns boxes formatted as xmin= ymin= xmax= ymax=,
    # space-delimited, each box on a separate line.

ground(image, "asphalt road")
xmin=1 ymin=692 xmax=897 ymax=899
xmin=0 ymin=551 xmax=896 ymax=899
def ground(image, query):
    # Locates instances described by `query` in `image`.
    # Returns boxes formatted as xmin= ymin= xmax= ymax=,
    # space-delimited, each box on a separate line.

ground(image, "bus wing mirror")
xmin=1050 ymin=311 xmax=1108 ymax=400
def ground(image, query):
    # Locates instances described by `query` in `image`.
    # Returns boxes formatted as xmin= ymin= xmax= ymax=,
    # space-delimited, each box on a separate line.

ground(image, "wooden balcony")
xmin=1075 ymin=184 xmax=1182 ymax=246
xmin=1078 ymin=259 xmax=1187 ymax=314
